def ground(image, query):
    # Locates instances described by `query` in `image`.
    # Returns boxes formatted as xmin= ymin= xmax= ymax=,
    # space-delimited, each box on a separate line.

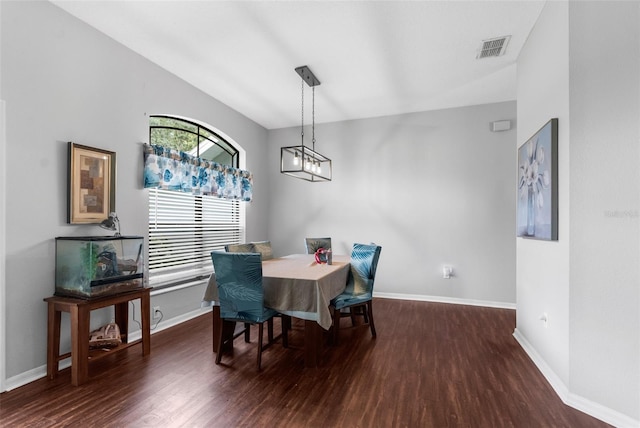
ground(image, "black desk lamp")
xmin=99 ymin=212 xmax=121 ymax=237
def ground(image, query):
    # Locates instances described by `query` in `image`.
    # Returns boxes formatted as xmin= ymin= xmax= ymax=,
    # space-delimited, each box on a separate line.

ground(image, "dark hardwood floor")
xmin=1 ymin=299 xmax=610 ymax=427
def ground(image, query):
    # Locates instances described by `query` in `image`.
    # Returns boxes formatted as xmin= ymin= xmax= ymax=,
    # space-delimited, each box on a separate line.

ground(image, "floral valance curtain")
xmin=143 ymin=144 xmax=253 ymax=201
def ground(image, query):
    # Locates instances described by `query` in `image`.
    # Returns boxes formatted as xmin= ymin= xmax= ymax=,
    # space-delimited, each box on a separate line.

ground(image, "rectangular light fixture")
xmin=281 ymin=145 xmax=332 ymax=182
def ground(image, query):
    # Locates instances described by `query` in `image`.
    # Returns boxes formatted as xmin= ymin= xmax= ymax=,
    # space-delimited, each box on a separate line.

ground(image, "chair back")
xmin=210 ymin=251 xmax=270 ymax=323
xmin=305 ymin=237 xmax=332 ymax=254
xmin=251 ymin=240 xmax=273 ymax=260
xmin=344 ymin=243 xmax=382 ymax=298
xmin=225 ymin=243 xmax=255 ymax=253
xmin=226 ymin=241 xmax=273 ymax=260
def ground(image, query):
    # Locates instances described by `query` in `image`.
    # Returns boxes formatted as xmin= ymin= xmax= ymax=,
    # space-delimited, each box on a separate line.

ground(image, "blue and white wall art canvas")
xmin=517 ymin=118 xmax=558 ymax=240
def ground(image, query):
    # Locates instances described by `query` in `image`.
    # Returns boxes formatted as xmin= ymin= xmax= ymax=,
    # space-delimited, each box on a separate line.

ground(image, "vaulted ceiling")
xmin=50 ymin=1 xmax=545 ymax=129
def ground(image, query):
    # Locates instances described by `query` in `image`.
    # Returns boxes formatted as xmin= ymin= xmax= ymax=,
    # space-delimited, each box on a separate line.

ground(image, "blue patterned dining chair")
xmin=210 ymin=251 xmax=287 ymax=369
xmin=305 ymin=237 xmax=332 ymax=254
xmin=224 ymin=242 xmax=282 ymax=342
xmin=222 ymin=243 xmax=256 ymax=343
xmin=330 ymin=243 xmax=382 ymax=344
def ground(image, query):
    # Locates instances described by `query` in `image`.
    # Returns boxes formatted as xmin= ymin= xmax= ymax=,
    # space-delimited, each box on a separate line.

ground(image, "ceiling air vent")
xmin=477 ymin=35 xmax=511 ymax=59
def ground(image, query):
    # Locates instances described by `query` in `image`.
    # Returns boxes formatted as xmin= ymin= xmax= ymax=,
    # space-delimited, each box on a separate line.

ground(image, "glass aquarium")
xmin=55 ymin=236 xmax=144 ymax=299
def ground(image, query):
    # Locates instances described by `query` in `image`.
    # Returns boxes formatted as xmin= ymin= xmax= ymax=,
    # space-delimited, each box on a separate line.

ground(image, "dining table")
xmin=203 ymin=253 xmax=351 ymax=367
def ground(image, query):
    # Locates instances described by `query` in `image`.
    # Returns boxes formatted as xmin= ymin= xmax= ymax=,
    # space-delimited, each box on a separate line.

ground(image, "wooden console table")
xmin=44 ymin=287 xmax=151 ymax=386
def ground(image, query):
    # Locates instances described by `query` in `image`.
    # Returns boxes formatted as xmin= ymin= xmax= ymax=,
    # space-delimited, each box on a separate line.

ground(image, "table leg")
xmin=304 ymin=320 xmax=323 ymax=368
xmin=212 ymin=306 xmax=220 ymax=353
xmin=140 ymin=290 xmax=151 ymax=356
xmin=71 ymin=304 xmax=90 ymax=386
xmin=114 ymin=301 xmax=128 ymax=344
xmin=46 ymin=303 xmax=61 ymax=380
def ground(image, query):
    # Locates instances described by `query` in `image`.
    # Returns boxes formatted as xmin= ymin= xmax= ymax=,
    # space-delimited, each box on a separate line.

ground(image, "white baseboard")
xmin=4 ymin=307 xmax=211 ymax=392
xmin=513 ymin=328 xmax=639 ymax=428
xmin=373 ymin=291 xmax=516 ymax=310
xmin=4 ymin=362 xmax=70 ymax=392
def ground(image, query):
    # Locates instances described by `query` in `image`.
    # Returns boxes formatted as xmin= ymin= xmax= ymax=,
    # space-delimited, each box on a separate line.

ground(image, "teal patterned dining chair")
xmin=210 ymin=251 xmax=286 ymax=369
xmin=223 ymin=242 xmax=256 ymax=343
xmin=305 ymin=237 xmax=332 ymax=254
xmin=330 ymin=243 xmax=382 ymax=344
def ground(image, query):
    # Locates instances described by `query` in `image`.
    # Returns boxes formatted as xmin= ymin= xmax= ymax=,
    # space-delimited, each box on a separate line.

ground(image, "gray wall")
xmin=267 ymin=102 xmax=517 ymax=305
xmin=1 ymin=1 xmax=269 ymax=378
xmin=516 ymin=0 xmax=571 ymax=387
xmin=568 ymin=1 xmax=639 ymax=419
xmin=517 ymin=1 xmax=639 ymax=423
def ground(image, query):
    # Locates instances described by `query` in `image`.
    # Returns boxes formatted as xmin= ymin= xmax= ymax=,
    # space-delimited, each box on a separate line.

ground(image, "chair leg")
xmin=244 ymin=323 xmax=251 ymax=343
xmin=349 ymin=308 xmax=358 ymax=326
xmin=215 ymin=320 xmax=227 ymax=364
xmin=285 ymin=315 xmax=292 ymax=330
xmin=267 ymin=318 xmax=274 ymax=344
xmin=362 ymin=304 xmax=370 ymax=324
xmin=281 ymin=315 xmax=289 ymax=348
xmin=257 ymin=323 xmax=264 ymax=370
xmin=367 ymin=300 xmax=376 ymax=338
xmin=332 ymin=306 xmax=341 ymax=344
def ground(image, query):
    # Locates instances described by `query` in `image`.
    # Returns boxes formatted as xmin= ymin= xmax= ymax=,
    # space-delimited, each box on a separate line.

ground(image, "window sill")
xmin=148 ymin=269 xmax=212 ymax=296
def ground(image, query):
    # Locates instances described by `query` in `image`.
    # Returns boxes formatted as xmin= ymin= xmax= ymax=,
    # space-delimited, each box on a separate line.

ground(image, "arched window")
xmin=148 ymin=115 xmax=245 ymax=289
xmin=149 ymin=115 xmax=239 ymax=167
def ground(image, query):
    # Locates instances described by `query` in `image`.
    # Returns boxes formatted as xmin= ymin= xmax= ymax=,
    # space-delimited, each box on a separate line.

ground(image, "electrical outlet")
xmin=153 ymin=306 xmax=161 ymax=320
xmin=442 ymin=266 xmax=453 ymax=279
xmin=540 ymin=312 xmax=548 ymax=328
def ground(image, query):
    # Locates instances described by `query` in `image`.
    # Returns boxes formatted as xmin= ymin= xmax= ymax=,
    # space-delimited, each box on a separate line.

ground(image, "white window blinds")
xmin=148 ymin=188 xmax=244 ymax=287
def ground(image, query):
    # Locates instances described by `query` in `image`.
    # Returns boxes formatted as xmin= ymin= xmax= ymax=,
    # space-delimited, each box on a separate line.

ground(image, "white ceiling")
xmin=50 ymin=0 xmax=545 ymax=130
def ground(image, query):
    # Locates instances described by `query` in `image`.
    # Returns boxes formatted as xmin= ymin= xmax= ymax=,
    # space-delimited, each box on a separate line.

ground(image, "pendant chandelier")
xmin=280 ymin=65 xmax=332 ymax=182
